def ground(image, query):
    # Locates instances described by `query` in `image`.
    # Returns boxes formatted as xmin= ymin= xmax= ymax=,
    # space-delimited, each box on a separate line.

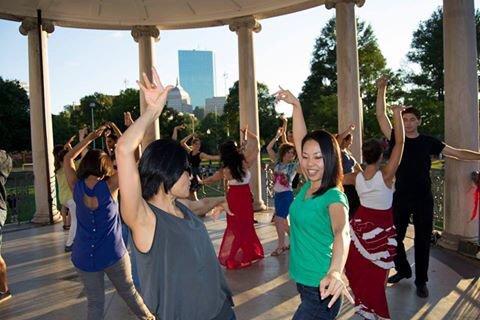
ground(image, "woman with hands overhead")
xmin=115 ymin=67 xmax=235 ymax=320
xmin=274 ymin=87 xmax=353 ymax=320
xmin=344 ymin=104 xmax=406 ymax=320
xmin=266 ymin=127 xmax=299 ymax=257
xmin=202 ymin=126 xmax=265 ymax=269
xmin=63 ymin=126 xmax=154 ymax=320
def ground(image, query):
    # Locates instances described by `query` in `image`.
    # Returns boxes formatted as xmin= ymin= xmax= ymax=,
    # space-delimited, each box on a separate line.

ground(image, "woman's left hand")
xmin=319 ymin=270 xmax=354 ymax=308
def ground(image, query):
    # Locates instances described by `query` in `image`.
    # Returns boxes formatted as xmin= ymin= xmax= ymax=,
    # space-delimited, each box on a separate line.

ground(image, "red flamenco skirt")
xmin=345 ymin=205 xmax=397 ymax=320
xmin=218 ymin=184 xmax=264 ymax=269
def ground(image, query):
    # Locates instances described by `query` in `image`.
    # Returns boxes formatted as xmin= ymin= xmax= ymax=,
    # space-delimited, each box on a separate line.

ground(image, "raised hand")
xmin=136 ymin=67 xmax=173 ymax=113
xmin=349 ymin=123 xmax=356 ymax=132
xmin=88 ymin=126 xmax=106 ymax=140
xmin=274 ymin=86 xmax=300 ymax=107
xmin=124 ymin=112 xmax=134 ymax=127
xmin=376 ymin=75 xmax=388 ymax=89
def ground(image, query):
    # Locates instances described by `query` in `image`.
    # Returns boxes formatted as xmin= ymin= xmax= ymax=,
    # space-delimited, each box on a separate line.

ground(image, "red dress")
xmin=218 ymin=182 xmax=264 ymax=269
xmin=345 ymin=205 xmax=397 ymax=320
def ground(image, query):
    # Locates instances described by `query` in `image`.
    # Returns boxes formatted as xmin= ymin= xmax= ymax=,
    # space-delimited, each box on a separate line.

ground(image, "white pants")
xmin=65 ymin=199 xmax=77 ymax=247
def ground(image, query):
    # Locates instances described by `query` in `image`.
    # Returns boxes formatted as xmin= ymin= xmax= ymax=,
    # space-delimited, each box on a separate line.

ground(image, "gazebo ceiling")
xmin=0 ymin=0 xmax=326 ymax=30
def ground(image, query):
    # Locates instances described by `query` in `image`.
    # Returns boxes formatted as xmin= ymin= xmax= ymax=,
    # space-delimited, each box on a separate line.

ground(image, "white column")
xmin=131 ymin=26 xmax=160 ymax=147
xmin=19 ymin=18 xmax=61 ymax=224
xmin=440 ymin=0 xmax=479 ymax=249
xmin=326 ymin=0 xmax=364 ymax=161
xmin=229 ymin=17 xmax=266 ymax=211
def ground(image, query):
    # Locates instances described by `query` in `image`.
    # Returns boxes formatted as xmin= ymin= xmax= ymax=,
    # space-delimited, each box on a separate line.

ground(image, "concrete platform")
xmin=0 ymin=210 xmax=479 ymax=320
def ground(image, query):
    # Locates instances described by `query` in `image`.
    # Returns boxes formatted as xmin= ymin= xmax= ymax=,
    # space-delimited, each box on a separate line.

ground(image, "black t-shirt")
xmin=389 ymin=129 xmax=445 ymax=195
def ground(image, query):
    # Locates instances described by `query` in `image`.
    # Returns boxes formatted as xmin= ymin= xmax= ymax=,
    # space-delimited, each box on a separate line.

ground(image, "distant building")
xmin=178 ymin=50 xmax=215 ymax=108
xmin=167 ymin=83 xmax=193 ymax=114
xmin=205 ymin=96 xmax=226 ymax=117
xmin=19 ymin=81 xmax=29 ymax=96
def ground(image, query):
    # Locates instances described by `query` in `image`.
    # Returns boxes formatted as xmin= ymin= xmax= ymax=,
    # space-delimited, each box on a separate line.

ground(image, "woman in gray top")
xmin=116 ymin=67 xmax=235 ymax=320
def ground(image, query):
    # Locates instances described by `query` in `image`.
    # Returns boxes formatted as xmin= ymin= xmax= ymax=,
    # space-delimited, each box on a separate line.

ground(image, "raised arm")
xmin=180 ymin=133 xmax=194 ymax=152
xmin=64 ymin=135 xmax=76 ymax=151
xmin=107 ymin=121 xmax=122 ymax=137
xmin=64 ymin=128 xmax=104 ymax=192
xmin=274 ymin=88 xmax=305 ymax=160
xmin=376 ymin=76 xmax=393 ymax=140
xmin=266 ymin=128 xmax=283 ymax=162
xmin=171 ymin=124 xmax=185 ymax=140
xmin=442 ymin=145 xmax=480 ymax=160
xmin=336 ymin=124 xmax=355 ymax=145
xmin=382 ymin=105 xmax=405 ymax=185
xmin=242 ymin=128 xmax=260 ymax=168
xmin=116 ymin=67 xmax=173 ymax=230
xmin=279 ymin=116 xmax=289 ymax=144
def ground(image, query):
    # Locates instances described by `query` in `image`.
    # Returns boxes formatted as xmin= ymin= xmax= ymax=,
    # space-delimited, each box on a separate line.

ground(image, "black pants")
xmin=343 ymin=184 xmax=360 ymax=220
xmin=392 ymin=192 xmax=434 ymax=286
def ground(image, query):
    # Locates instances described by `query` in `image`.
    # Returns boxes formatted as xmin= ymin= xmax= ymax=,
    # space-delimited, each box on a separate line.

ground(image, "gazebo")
xmin=0 ymin=0 xmax=477 ymax=252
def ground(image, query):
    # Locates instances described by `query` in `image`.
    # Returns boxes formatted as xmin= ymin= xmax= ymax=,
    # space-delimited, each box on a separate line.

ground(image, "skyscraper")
xmin=178 ymin=50 xmax=214 ymax=108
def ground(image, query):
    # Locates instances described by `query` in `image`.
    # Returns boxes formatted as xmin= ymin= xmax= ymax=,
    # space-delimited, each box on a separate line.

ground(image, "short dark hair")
xmin=301 ymin=130 xmax=342 ymax=197
xmin=362 ymin=139 xmax=384 ymax=165
xmin=138 ymin=139 xmax=190 ymax=200
xmin=219 ymin=140 xmax=246 ymax=182
xmin=278 ymin=143 xmax=295 ymax=162
xmin=76 ymin=149 xmax=115 ymax=180
xmin=402 ymin=107 xmax=421 ymax=119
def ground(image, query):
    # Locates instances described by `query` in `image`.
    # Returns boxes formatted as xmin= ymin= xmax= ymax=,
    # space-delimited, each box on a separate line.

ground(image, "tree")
xmin=0 ymin=77 xmax=31 ymax=151
xmin=299 ymin=17 xmax=403 ymax=138
xmin=223 ymin=81 xmax=278 ymax=145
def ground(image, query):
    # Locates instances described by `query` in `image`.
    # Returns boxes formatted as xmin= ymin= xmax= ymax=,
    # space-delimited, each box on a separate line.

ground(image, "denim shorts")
xmin=274 ymin=191 xmax=294 ymax=218
xmin=293 ymin=283 xmax=342 ymax=320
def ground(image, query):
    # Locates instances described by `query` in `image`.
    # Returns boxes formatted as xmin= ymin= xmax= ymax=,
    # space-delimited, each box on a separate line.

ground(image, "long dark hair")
xmin=301 ymin=130 xmax=343 ymax=197
xmin=53 ymin=145 xmax=66 ymax=172
xmin=219 ymin=140 xmax=246 ymax=182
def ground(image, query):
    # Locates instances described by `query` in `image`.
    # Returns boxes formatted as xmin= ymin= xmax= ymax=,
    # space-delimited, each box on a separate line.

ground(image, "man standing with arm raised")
xmin=375 ymin=76 xmax=480 ymax=298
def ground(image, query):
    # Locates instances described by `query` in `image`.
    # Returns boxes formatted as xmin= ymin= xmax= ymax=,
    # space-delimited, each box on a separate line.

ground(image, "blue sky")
xmin=0 ymin=0 xmax=478 ymax=115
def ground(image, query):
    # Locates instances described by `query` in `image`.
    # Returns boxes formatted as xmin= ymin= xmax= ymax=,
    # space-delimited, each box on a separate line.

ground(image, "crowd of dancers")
xmin=1 ymin=69 xmax=480 ymax=320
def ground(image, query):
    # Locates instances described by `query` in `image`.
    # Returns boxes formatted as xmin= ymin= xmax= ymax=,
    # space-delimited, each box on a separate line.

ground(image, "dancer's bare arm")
xmin=376 ymin=76 xmax=393 ymax=139
xmin=116 ymin=68 xmax=173 ymax=245
xmin=382 ymin=105 xmax=406 ymax=185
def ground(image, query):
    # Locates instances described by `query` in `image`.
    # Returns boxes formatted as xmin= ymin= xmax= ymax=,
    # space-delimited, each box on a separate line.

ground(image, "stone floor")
xmin=0 ymin=210 xmax=479 ymax=320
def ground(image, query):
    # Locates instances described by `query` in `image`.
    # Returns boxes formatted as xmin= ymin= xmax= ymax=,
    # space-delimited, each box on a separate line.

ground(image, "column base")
xmin=31 ymin=209 xmax=62 ymax=225
xmin=253 ymin=200 xmax=267 ymax=212
xmin=438 ymin=231 xmax=479 ymax=252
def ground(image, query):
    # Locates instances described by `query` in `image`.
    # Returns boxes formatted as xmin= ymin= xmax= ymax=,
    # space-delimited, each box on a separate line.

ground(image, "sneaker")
xmin=64 ymin=245 xmax=72 ymax=253
xmin=387 ymin=271 xmax=412 ymax=284
xmin=0 ymin=290 xmax=12 ymax=304
xmin=416 ymin=284 xmax=429 ymax=298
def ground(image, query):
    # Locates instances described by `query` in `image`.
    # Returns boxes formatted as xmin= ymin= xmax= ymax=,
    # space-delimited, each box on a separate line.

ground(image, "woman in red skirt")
xmin=203 ymin=128 xmax=264 ymax=269
xmin=345 ymin=105 xmax=405 ymax=320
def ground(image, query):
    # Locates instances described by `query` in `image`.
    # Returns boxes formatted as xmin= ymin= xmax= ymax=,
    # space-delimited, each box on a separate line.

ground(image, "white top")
xmin=228 ymin=169 xmax=251 ymax=186
xmin=355 ymin=171 xmax=394 ymax=210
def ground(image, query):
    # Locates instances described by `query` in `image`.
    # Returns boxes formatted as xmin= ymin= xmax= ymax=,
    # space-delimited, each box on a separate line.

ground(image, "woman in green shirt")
xmin=275 ymin=88 xmax=353 ymax=319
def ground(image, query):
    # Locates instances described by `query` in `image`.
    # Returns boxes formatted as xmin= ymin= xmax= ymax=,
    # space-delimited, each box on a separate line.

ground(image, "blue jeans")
xmin=293 ymin=283 xmax=342 ymax=320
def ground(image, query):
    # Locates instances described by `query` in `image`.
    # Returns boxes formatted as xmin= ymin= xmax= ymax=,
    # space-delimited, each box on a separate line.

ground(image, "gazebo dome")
xmin=0 ymin=0 xmax=326 ymax=30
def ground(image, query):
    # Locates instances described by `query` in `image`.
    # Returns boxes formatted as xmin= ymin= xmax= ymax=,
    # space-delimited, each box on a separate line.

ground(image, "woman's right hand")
xmin=137 ymin=67 xmax=173 ymax=114
xmin=274 ymin=87 xmax=300 ymax=107
xmin=376 ymin=75 xmax=388 ymax=90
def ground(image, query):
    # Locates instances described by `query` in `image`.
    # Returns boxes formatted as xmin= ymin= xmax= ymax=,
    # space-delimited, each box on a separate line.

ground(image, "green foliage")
xmin=299 ymin=17 xmax=402 ymax=139
xmin=0 ymin=77 xmax=31 ymax=151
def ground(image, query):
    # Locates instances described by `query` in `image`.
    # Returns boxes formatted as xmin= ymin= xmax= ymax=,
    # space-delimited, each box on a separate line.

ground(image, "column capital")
xmin=325 ymin=0 xmax=365 ymax=10
xmin=229 ymin=16 xmax=261 ymax=33
xmin=131 ymin=25 xmax=160 ymax=42
xmin=19 ymin=17 xmax=55 ymax=36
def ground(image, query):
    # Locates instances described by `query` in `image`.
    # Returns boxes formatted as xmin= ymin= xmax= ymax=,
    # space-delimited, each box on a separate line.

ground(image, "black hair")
xmin=53 ymin=144 xmax=66 ymax=172
xmin=301 ymin=130 xmax=343 ymax=197
xmin=138 ymin=139 xmax=190 ymax=200
xmin=219 ymin=140 xmax=246 ymax=182
xmin=402 ymin=107 xmax=421 ymax=119
xmin=362 ymin=139 xmax=384 ymax=165
xmin=76 ymin=149 xmax=115 ymax=180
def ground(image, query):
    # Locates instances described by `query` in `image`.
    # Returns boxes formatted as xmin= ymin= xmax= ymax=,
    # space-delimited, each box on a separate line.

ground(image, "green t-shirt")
xmin=289 ymin=181 xmax=348 ymax=287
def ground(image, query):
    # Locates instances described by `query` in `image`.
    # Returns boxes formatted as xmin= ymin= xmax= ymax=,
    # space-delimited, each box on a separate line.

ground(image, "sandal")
xmin=271 ymin=247 xmax=287 ymax=257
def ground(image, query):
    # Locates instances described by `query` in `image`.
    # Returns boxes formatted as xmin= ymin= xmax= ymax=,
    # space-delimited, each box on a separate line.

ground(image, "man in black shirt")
xmin=376 ymin=77 xmax=480 ymax=298
xmin=0 ymin=150 xmax=12 ymax=304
